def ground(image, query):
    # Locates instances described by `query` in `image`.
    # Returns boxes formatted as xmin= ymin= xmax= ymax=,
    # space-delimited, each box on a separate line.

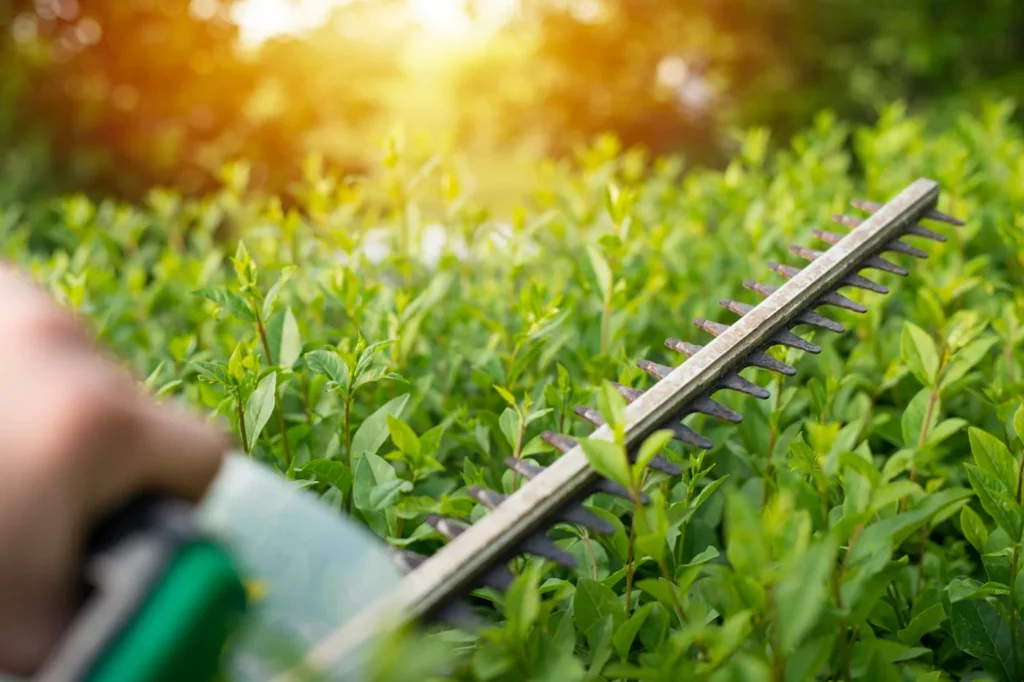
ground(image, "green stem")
xmin=624 ymin=499 xmax=639 ymax=616
xmin=1013 ymin=544 xmax=1021 ymax=678
xmin=237 ymin=397 xmax=250 ymax=454
xmin=252 ymin=296 xmax=293 ymax=468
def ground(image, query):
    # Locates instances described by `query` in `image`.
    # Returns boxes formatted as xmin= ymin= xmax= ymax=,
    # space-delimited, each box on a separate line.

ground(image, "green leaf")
xmin=724 ymin=489 xmax=767 ymax=576
xmin=305 ymin=349 xmax=349 ymax=388
xmin=633 ymin=429 xmax=673 ymax=480
xmin=597 ymin=381 xmax=628 ymax=432
xmin=950 ymin=598 xmax=1020 ymax=681
xmin=368 ymin=478 xmax=414 ymax=511
xmin=587 ymin=245 xmax=613 ymax=304
xmin=244 ymin=372 xmax=277 ymax=451
xmin=499 ymin=407 xmax=522 ymax=450
xmin=351 ymin=394 xmax=411 ymax=460
xmin=353 ymin=451 xmax=396 ymax=513
xmin=572 ymin=578 xmax=623 ymax=639
xmin=278 ymin=307 xmax=302 ymax=368
xmin=387 ymin=415 xmax=421 ymax=457
xmin=196 ymin=287 xmax=254 ymax=322
xmin=965 ymin=464 xmax=1022 ymax=539
xmin=961 ymin=505 xmax=990 ymax=553
xmin=776 ymin=535 xmax=839 ymax=650
xmin=493 ymin=385 xmax=517 ymax=408
xmin=505 ymin=560 xmax=542 ymax=643
xmin=900 ymin=321 xmax=939 ymax=386
xmin=902 ymin=388 xmax=938 ymax=448
xmin=580 ymin=437 xmax=631 ymax=491
xmin=969 ymin=426 xmax=1019 ymax=492
xmin=1014 ymin=404 xmax=1024 ymax=444
xmin=613 ymin=602 xmax=654 ymax=658
xmin=897 ymin=602 xmax=947 ymax=645
xmin=300 ymin=459 xmax=352 ymax=494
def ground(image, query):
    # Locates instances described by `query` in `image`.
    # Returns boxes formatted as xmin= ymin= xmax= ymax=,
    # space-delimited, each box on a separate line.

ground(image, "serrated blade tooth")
xmin=390 ymin=548 xmax=428 ymax=574
xmin=746 ymin=351 xmax=797 ymax=376
xmin=790 ymin=244 xmax=909 ymax=277
xmin=864 ymin=254 xmax=909 ymax=276
xmin=693 ymin=318 xmax=729 ymax=337
xmin=541 ymin=431 xmax=578 ymax=454
xmin=688 ymin=395 xmax=742 ymax=423
xmin=794 ymin=309 xmax=845 ymax=333
xmin=818 ymin=290 xmax=867 ymax=313
xmin=611 ymin=382 xmax=644 ymax=402
xmin=842 ymin=272 xmax=888 ymax=294
xmin=509 ymin=454 xmax=641 ymax=501
xmin=716 ymin=372 xmax=770 ymax=399
xmin=719 ymin=298 xmax=755 ymax=316
xmin=769 ymin=262 xmax=802 ymax=279
xmin=811 ymin=229 xmax=844 ymax=246
xmin=506 ymin=455 xmax=545 ymax=480
xmin=905 ymin=223 xmax=948 ymax=242
xmin=831 ymin=213 xmax=861 ymax=229
xmin=469 ymin=486 xmax=614 ymax=536
xmin=637 ymin=359 xmax=674 ymax=379
xmin=885 ymin=239 xmax=928 ymax=259
xmin=427 ymin=514 xmax=469 ymax=541
xmin=790 ymin=245 xmax=826 ymax=261
xmin=851 ymin=198 xmax=964 ymax=226
xmin=743 ymin=279 xmax=864 ymax=315
xmin=519 ymin=533 xmax=577 ymax=568
xmin=615 ymin=380 xmax=713 ymax=448
xmin=771 ymin=328 xmax=821 ymax=354
xmin=742 ymin=280 xmax=777 ymax=299
xmin=835 ymin=212 xmax=947 ymax=242
xmin=772 ymin=259 xmax=885 ymax=294
xmin=573 ymin=406 xmax=682 ymax=476
xmin=665 ymin=337 xmax=703 ymax=357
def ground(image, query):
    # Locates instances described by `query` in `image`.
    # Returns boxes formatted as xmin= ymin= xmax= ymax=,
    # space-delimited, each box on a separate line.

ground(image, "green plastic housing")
xmin=85 ymin=540 xmax=248 ymax=682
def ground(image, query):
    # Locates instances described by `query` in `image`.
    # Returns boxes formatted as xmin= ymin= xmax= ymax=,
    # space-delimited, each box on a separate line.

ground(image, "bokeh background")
xmin=2 ymin=0 xmax=1023 ymax=207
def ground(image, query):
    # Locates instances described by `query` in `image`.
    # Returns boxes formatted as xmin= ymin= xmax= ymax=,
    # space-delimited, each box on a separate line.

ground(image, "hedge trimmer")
xmin=34 ymin=178 xmax=962 ymax=681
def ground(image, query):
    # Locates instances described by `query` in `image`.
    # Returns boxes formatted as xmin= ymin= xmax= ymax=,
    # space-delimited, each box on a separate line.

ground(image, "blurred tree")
xmin=472 ymin=0 xmax=1024 ymax=164
xmin=0 ymin=0 xmax=404 ymax=200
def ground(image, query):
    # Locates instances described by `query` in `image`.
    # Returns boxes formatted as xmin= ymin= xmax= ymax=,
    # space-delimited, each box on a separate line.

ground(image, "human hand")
xmin=0 ymin=263 xmax=230 ymax=675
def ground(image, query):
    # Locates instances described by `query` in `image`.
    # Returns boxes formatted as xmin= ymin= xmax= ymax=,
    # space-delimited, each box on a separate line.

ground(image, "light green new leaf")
xmin=278 ymin=307 xmax=302 ymax=368
xmin=597 ymin=381 xmax=628 ymax=433
xmin=724 ymin=489 xmax=768 ymax=576
xmin=776 ymin=535 xmax=839 ymax=650
xmin=387 ymin=414 xmax=421 ymax=457
xmin=368 ymin=478 xmax=414 ymax=511
xmin=499 ymin=407 xmax=522 ymax=450
xmin=505 ymin=561 xmax=542 ymax=644
xmin=580 ymin=437 xmax=631 ymax=491
xmin=1014 ymin=403 xmax=1024 ymax=443
xmin=244 ymin=372 xmax=277 ymax=451
xmin=900 ymin=321 xmax=939 ymax=386
xmin=587 ymin=245 xmax=613 ymax=304
xmin=351 ymin=394 xmax=411 ymax=461
xmin=633 ymin=429 xmax=673 ymax=480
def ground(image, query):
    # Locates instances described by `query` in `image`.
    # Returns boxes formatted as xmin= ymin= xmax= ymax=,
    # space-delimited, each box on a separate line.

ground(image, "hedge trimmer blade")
xmin=275 ymin=177 xmax=962 ymax=681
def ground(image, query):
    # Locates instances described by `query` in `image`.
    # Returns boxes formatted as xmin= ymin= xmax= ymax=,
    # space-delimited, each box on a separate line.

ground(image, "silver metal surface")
xmin=279 ymin=177 xmax=942 ymax=680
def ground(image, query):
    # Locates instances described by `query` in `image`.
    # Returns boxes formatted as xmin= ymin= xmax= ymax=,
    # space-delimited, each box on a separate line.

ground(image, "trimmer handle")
xmin=34 ymin=495 xmax=248 ymax=682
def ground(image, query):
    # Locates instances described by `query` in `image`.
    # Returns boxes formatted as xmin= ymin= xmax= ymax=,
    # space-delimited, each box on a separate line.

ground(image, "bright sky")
xmin=230 ymin=0 xmax=517 ymax=47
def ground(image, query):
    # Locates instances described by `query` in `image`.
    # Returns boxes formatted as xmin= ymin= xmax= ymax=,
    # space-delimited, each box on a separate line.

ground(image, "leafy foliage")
xmin=5 ymin=101 xmax=1024 ymax=680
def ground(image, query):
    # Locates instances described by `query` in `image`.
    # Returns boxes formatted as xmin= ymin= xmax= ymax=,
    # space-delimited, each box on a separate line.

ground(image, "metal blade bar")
xmin=276 ymin=177 xmax=942 ymax=681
